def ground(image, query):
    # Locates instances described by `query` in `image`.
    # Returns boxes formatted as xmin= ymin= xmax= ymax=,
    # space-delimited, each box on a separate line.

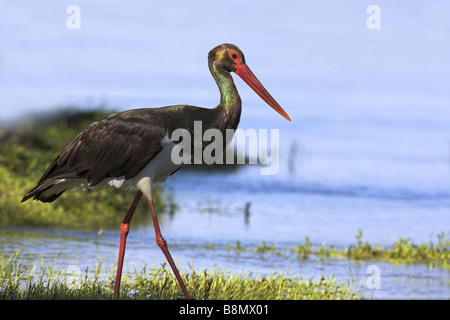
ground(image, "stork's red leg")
xmin=148 ymin=199 xmax=191 ymax=300
xmin=113 ymin=191 xmax=143 ymax=298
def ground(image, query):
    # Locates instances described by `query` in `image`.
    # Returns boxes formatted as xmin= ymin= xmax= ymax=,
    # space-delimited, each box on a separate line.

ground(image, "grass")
xmin=0 ymin=250 xmax=361 ymax=300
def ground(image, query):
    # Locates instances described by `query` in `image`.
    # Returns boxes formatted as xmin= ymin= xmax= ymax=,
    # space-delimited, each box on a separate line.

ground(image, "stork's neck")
xmin=210 ymin=62 xmax=242 ymax=130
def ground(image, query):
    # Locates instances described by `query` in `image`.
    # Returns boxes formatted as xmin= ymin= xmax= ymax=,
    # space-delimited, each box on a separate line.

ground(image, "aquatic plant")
xmin=293 ymin=230 xmax=450 ymax=269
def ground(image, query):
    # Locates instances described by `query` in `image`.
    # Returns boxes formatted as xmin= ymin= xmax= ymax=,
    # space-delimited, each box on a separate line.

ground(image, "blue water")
xmin=0 ymin=1 xmax=449 ymax=299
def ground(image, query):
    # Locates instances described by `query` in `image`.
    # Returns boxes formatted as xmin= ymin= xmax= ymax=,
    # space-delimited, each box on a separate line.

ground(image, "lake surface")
xmin=0 ymin=1 xmax=449 ymax=299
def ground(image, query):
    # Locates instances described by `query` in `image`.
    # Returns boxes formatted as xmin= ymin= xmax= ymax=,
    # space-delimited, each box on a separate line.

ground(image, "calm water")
xmin=0 ymin=1 xmax=449 ymax=299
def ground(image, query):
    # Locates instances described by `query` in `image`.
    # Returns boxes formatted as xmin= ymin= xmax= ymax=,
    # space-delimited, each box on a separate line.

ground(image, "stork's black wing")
xmin=22 ymin=109 xmax=167 ymax=202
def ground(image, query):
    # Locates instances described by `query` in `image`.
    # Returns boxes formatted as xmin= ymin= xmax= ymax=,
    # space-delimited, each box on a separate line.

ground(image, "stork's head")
xmin=209 ymin=43 xmax=291 ymax=121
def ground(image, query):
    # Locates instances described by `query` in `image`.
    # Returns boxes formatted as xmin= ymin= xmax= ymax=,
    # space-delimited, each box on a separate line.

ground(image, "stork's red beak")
xmin=234 ymin=63 xmax=291 ymax=121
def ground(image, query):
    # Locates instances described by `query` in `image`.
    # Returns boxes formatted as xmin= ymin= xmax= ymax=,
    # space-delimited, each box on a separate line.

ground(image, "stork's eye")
xmin=228 ymin=51 xmax=241 ymax=64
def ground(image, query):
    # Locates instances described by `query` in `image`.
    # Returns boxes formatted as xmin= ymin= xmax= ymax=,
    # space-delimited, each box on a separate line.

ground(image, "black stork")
xmin=22 ymin=43 xmax=291 ymax=300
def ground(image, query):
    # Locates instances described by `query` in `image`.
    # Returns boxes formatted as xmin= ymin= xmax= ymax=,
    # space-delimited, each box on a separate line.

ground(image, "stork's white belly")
xmin=126 ymin=137 xmax=181 ymax=196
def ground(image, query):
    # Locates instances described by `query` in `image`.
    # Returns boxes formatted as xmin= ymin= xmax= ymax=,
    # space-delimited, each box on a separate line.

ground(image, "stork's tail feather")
xmin=21 ymin=179 xmax=67 ymax=203
xmin=21 ymin=189 xmax=65 ymax=203
xmin=22 ymin=168 xmax=83 ymax=203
